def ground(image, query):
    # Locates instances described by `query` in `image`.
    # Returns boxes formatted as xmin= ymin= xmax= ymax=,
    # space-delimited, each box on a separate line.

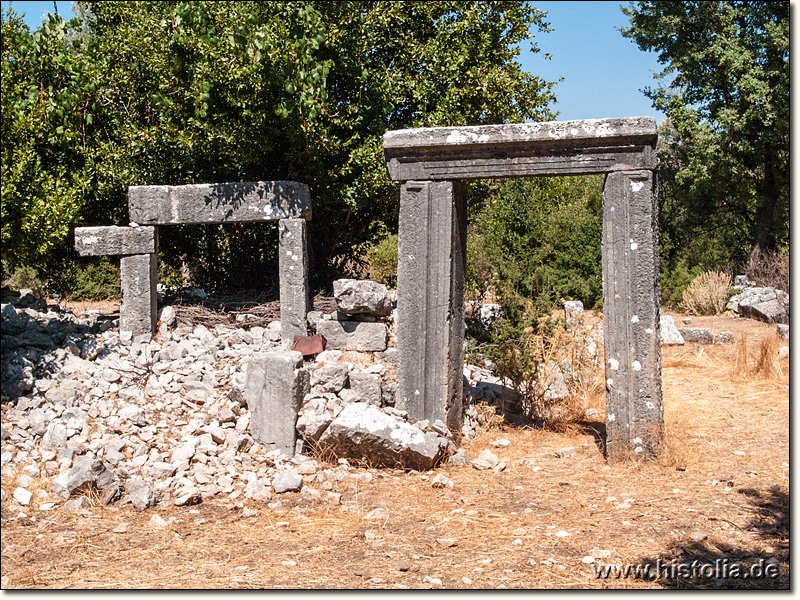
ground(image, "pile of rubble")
xmin=726 ymin=275 xmax=789 ymax=325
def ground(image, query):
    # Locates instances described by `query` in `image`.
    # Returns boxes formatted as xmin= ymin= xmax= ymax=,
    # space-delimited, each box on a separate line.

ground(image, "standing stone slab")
xmin=120 ymin=252 xmax=158 ymax=338
xmin=75 ymin=226 xmax=157 ymax=256
xmin=278 ymin=219 xmax=311 ymax=348
xmin=128 ymin=181 xmax=311 ymax=225
xmin=244 ymin=351 xmax=310 ymax=456
xmin=602 ymin=170 xmax=662 ymax=459
xmin=396 ymin=180 xmax=466 ymax=434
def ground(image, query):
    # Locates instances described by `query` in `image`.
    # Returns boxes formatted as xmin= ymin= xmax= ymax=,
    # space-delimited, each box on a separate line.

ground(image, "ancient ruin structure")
xmin=382 ymin=117 xmax=663 ymax=458
xmin=75 ymin=181 xmax=311 ymax=346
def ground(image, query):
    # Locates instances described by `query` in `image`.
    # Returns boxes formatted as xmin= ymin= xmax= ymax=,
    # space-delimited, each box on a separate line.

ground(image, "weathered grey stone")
xmin=349 ymin=372 xmax=383 ymax=406
xmin=128 ymin=181 xmax=311 ymax=225
xmin=74 ymin=226 xmax=157 ymax=256
xmin=471 ymin=449 xmax=498 ymax=470
xmin=333 ymin=279 xmax=393 ymax=316
xmin=714 ymin=331 xmax=736 ymax=345
xmin=316 ymin=319 xmax=388 ymax=352
xmin=41 ymin=421 xmax=67 ymax=450
xmin=272 ymin=469 xmax=304 ymax=493
xmin=556 ymin=446 xmax=577 ymax=458
xmin=395 ymin=180 xmax=466 ymax=433
xmin=295 ymin=398 xmax=333 ymax=442
xmin=733 ymin=287 xmax=789 ymax=324
xmin=245 ymin=351 xmax=309 ymax=456
xmin=310 ymin=364 xmax=349 ymax=393
xmin=125 ymin=478 xmax=158 ymax=510
xmin=777 ymin=324 xmax=789 ymax=341
xmin=158 ymin=305 xmax=176 ymax=326
xmin=602 ymin=170 xmax=662 ymax=459
xmin=318 ymin=402 xmax=447 ymax=470
xmin=659 ymin=316 xmax=684 ymax=345
xmin=52 ymin=457 xmax=115 ymax=499
xmin=119 ymin=404 xmax=147 ymax=426
xmin=279 ymin=218 xmax=311 ymax=348
xmin=678 ymin=328 xmax=714 ymax=344
xmin=120 ymin=253 xmax=157 ymax=337
xmin=383 ymin=117 xmax=658 ymax=181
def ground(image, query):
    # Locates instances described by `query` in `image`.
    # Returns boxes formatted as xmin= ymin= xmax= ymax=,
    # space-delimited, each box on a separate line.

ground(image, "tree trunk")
xmin=749 ymin=145 xmax=781 ymax=263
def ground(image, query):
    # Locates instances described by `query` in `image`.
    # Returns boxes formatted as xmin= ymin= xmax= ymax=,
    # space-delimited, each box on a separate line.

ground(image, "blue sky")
xmin=3 ymin=1 xmax=666 ymax=123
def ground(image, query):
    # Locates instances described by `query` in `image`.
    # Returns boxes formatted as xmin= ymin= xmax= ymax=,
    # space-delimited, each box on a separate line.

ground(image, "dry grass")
xmin=1 ymin=315 xmax=789 ymax=589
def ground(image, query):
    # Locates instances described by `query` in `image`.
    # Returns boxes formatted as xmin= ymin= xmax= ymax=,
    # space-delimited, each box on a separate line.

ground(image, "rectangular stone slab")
xmin=278 ymin=218 xmax=311 ymax=348
xmin=601 ymin=170 xmax=663 ymax=459
xmin=383 ymin=117 xmax=658 ymax=180
xmin=74 ymin=226 xmax=157 ymax=256
xmin=128 ymin=181 xmax=311 ymax=225
xmin=316 ymin=319 xmax=388 ymax=352
xmin=119 ymin=253 xmax=157 ymax=337
xmin=244 ymin=351 xmax=309 ymax=456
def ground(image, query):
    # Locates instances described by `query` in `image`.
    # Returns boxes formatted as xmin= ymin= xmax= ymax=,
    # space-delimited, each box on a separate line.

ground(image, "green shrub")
xmin=43 ymin=256 xmax=121 ymax=301
xmin=1 ymin=263 xmax=45 ymax=295
xmin=364 ymin=233 xmax=398 ymax=288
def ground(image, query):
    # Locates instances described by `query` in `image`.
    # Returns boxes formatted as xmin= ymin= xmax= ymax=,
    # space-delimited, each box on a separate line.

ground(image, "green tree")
xmin=2 ymin=1 xmax=557 ymax=293
xmin=621 ymin=1 xmax=789 ymax=263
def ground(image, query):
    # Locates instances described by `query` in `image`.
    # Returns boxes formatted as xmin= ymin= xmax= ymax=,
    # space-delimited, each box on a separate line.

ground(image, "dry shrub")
xmin=746 ymin=248 xmax=789 ymax=291
xmin=681 ymin=270 xmax=732 ymax=315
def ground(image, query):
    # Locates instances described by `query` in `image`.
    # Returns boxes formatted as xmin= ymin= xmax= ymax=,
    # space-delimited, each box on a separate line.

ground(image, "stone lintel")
xmin=129 ymin=181 xmax=311 ymax=225
xmin=75 ymin=226 xmax=157 ymax=256
xmin=383 ymin=117 xmax=658 ymax=180
xmin=602 ymin=170 xmax=663 ymax=459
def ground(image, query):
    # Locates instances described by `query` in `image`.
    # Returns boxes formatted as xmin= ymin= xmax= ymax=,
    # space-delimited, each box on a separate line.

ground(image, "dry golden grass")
xmin=1 ymin=315 xmax=789 ymax=589
xmin=681 ymin=271 xmax=733 ymax=316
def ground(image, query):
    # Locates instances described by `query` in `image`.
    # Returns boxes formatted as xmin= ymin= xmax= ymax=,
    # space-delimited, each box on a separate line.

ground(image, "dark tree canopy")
xmin=621 ymin=1 xmax=789 ymax=263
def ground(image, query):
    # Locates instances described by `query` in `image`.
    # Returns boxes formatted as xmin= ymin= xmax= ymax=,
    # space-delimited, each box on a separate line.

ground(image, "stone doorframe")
xmin=382 ymin=117 xmax=662 ymax=459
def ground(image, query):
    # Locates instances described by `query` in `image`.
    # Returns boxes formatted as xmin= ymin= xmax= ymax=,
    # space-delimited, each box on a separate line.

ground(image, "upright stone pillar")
xmin=278 ymin=218 xmax=311 ymax=348
xmin=120 ymin=251 xmax=158 ymax=338
xmin=602 ymin=170 xmax=662 ymax=459
xmin=396 ymin=180 xmax=467 ymax=434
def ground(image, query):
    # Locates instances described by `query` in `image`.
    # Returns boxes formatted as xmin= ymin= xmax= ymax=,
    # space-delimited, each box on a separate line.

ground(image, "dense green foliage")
xmin=468 ymin=176 xmax=604 ymax=325
xmin=622 ymin=1 xmax=789 ymax=285
xmin=1 ymin=1 xmax=556 ymax=293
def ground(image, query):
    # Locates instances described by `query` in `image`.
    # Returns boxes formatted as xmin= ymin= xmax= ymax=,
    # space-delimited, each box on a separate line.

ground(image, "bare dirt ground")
xmin=0 ymin=313 xmax=789 ymax=589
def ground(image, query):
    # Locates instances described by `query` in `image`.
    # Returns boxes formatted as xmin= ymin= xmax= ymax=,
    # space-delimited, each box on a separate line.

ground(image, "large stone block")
xmin=659 ymin=315 xmax=684 ymax=345
xmin=120 ymin=253 xmax=157 ymax=338
xmin=128 ymin=181 xmax=311 ymax=225
xmin=74 ymin=226 xmax=157 ymax=256
xmin=316 ymin=319 xmax=388 ymax=352
xmin=318 ymin=402 xmax=447 ymax=470
xmin=244 ymin=351 xmax=309 ymax=456
xmin=383 ymin=117 xmax=658 ymax=180
xmin=395 ymin=180 xmax=466 ymax=434
xmin=333 ymin=279 xmax=393 ymax=316
xmin=602 ymin=170 xmax=662 ymax=459
xmin=278 ymin=218 xmax=311 ymax=348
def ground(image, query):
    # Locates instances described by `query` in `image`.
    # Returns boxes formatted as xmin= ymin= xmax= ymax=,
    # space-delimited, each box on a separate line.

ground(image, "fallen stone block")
xmin=714 ymin=331 xmax=736 ymax=344
xmin=316 ymin=319 xmax=388 ymax=352
xmin=74 ymin=226 xmax=157 ymax=256
xmin=333 ymin=279 xmax=393 ymax=317
xmin=659 ymin=315 xmax=684 ymax=345
xmin=318 ymin=402 xmax=447 ymax=470
xmin=52 ymin=457 xmax=116 ymax=499
xmin=677 ymin=327 xmax=714 ymax=344
xmin=125 ymin=478 xmax=158 ymax=510
xmin=272 ymin=469 xmax=304 ymax=493
xmin=245 ymin=351 xmax=309 ymax=456
xmin=777 ymin=324 xmax=789 ymax=341
xmin=349 ymin=372 xmax=383 ymax=406
xmin=310 ymin=364 xmax=349 ymax=393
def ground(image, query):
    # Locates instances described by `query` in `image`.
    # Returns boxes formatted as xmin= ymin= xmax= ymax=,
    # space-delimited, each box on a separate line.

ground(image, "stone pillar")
xmin=602 ymin=170 xmax=663 ymax=459
xmin=119 ymin=228 xmax=158 ymax=339
xmin=244 ymin=351 xmax=310 ymax=456
xmin=278 ymin=218 xmax=311 ymax=348
xmin=396 ymin=180 xmax=467 ymax=433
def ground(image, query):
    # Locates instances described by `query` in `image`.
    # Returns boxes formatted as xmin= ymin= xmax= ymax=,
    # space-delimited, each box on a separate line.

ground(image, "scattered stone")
xmin=174 ymin=487 xmax=201 ymax=507
xmin=272 ymin=469 xmax=304 ymax=493
xmin=659 ymin=316 xmax=685 ymax=345
xmin=63 ymin=496 xmax=92 ymax=512
xmin=471 ymin=449 xmax=498 ymax=471
xmin=149 ymin=514 xmax=168 ymax=529
xmin=364 ymin=507 xmax=387 ymax=521
xmin=125 ymin=479 xmax=158 ymax=510
xmin=448 ymin=451 xmax=470 ymax=467
xmin=556 ymin=446 xmax=576 ymax=458
xmin=52 ymin=457 xmax=115 ymax=499
xmin=555 ymin=530 xmax=570 ymax=538
xmin=431 ymin=474 xmax=453 ymax=489
xmin=677 ymin=327 xmax=714 ymax=345
xmin=777 ymin=324 xmax=789 ymax=341
xmin=714 ymin=331 xmax=736 ymax=345
xmin=13 ymin=487 xmax=32 ymax=506
xmin=564 ymin=301 xmax=584 ymax=326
